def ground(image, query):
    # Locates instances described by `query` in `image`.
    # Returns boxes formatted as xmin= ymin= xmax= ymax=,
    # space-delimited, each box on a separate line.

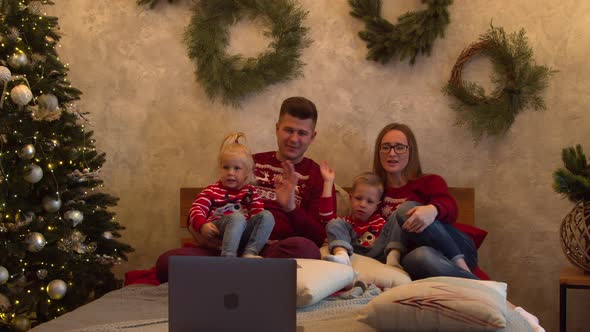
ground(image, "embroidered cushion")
xmin=359 ymin=276 xmax=507 ymax=331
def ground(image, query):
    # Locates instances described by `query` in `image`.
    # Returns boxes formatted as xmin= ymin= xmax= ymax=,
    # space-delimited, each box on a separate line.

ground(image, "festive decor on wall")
xmin=444 ymin=25 xmax=556 ymax=142
xmin=553 ymin=145 xmax=590 ymax=272
xmin=0 ymin=1 xmax=133 ymax=330
xmin=184 ymin=0 xmax=311 ymax=106
xmin=349 ymin=0 xmax=452 ymax=64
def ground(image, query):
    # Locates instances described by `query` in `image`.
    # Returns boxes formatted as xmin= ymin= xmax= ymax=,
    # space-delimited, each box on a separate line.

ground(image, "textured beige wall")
xmin=48 ymin=0 xmax=590 ymax=330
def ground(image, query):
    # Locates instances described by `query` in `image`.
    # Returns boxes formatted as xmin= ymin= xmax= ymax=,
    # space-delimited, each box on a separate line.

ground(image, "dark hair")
xmin=279 ymin=96 xmax=318 ymax=125
xmin=372 ymin=123 xmax=423 ymax=187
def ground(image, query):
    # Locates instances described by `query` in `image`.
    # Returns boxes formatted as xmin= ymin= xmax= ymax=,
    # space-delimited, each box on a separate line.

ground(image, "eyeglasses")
xmin=380 ymin=144 xmax=409 ymax=154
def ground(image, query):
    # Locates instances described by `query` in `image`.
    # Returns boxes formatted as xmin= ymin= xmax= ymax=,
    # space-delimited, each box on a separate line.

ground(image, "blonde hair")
xmin=352 ymin=172 xmax=384 ymax=199
xmin=218 ymin=132 xmax=255 ymax=184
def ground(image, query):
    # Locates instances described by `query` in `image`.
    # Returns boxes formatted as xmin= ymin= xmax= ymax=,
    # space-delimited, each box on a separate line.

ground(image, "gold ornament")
xmin=11 ymin=316 xmax=31 ymax=331
xmin=17 ymin=144 xmax=36 ymax=159
xmin=26 ymin=232 xmax=46 ymax=252
xmin=7 ymin=52 xmax=28 ymax=69
xmin=47 ymin=279 xmax=67 ymax=300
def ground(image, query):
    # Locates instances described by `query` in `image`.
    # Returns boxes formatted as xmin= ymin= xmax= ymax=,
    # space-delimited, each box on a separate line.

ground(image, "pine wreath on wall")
xmin=184 ymin=0 xmax=311 ymax=106
xmin=444 ymin=25 xmax=556 ymax=142
xmin=349 ymin=0 xmax=452 ymax=64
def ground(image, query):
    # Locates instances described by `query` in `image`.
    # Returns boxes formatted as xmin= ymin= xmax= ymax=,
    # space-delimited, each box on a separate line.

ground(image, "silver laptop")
xmin=168 ymin=256 xmax=297 ymax=332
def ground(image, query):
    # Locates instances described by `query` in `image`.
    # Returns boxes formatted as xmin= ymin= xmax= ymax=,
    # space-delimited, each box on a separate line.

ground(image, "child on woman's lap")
xmin=319 ymin=162 xmax=402 ymax=267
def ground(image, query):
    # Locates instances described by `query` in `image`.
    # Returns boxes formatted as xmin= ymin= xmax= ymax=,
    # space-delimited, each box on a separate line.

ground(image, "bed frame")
xmin=179 ymin=187 xmax=474 ymax=246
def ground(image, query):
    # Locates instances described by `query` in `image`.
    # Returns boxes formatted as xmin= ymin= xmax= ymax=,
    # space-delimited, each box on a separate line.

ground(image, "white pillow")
xmin=359 ymin=276 xmax=508 ymax=332
xmin=295 ymin=258 xmax=355 ymax=308
xmin=320 ymin=246 xmax=411 ymax=289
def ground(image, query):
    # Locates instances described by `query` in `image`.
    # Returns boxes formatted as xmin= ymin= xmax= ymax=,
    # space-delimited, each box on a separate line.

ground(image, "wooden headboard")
xmin=179 ymin=187 xmax=474 ymax=246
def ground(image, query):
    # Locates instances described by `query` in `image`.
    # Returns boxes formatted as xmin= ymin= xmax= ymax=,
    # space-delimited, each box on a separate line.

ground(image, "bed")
xmin=29 ymin=187 xmax=544 ymax=332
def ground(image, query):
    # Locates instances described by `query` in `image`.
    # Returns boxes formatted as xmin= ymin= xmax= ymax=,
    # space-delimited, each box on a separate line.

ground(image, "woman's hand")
xmin=402 ymin=204 xmax=438 ymax=233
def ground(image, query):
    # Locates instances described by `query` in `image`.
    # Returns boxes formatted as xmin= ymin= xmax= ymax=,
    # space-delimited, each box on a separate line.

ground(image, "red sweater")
xmin=379 ymin=174 xmax=458 ymax=224
xmin=188 ymin=182 xmax=264 ymax=230
xmin=252 ymin=151 xmax=333 ymax=246
xmin=318 ymin=196 xmax=386 ymax=248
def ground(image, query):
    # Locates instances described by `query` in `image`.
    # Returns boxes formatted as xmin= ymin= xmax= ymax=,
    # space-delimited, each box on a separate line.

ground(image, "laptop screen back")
xmin=168 ymin=256 xmax=296 ymax=332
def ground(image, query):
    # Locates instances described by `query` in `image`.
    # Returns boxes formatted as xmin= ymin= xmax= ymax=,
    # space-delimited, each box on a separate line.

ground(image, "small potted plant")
xmin=553 ymin=144 xmax=590 ymax=272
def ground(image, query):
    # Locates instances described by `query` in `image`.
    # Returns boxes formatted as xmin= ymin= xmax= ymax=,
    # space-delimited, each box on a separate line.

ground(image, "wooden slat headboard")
xmin=180 ymin=187 xmax=474 ymax=245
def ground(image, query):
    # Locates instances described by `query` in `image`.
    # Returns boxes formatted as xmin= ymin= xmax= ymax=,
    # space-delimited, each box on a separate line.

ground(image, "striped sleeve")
xmin=318 ymin=197 xmax=336 ymax=223
xmin=188 ymin=185 xmax=216 ymax=230
xmin=247 ymin=186 xmax=265 ymax=217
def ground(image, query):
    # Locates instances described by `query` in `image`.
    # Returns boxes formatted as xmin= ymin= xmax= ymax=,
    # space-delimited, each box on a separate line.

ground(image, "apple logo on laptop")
xmin=223 ymin=292 xmax=239 ymax=310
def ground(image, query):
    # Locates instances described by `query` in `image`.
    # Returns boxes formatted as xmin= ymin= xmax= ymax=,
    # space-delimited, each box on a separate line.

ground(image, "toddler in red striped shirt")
xmin=188 ymin=133 xmax=275 ymax=258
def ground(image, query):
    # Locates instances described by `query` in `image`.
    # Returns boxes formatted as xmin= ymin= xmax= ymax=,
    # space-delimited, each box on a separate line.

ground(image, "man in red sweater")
xmin=155 ymin=97 xmax=333 ymax=282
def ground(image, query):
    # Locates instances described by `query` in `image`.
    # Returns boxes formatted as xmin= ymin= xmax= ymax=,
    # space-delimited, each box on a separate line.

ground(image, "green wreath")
xmin=184 ymin=0 xmax=311 ymax=106
xmin=444 ymin=25 xmax=556 ymax=142
xmin=349 ymin=0 xmax=452 ymax=64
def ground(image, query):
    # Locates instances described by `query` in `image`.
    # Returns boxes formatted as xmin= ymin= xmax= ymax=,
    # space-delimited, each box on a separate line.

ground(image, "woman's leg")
xmin=365 ymin=213 xmax=405 ymax=263
xmin=446 ymin=224 xmax=478 ymax=270
xmin=402 ymin=246 xmax=479 ymax=280
xmin=396 ymin=201 xmax=467 ymax=268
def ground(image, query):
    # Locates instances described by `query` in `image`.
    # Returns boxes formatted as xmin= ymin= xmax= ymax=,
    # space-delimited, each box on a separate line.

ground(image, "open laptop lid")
xmin=168 ymin=256 xmax=297 ymax=332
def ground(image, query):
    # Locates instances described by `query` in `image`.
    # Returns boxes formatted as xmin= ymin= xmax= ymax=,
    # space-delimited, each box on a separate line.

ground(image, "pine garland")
xmin=553 ymin=145 xmax=590 ymax=203
xmin=444 ymin=25 xmax=556 ymax=142
xmin=184 ymin=0 xmax=311 ymax=106
xmin=349 ymin=0 xmax=452 ymax=64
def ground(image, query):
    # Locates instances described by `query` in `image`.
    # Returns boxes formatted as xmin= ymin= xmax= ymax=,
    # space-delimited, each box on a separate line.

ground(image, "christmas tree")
xmin=0 ymin=1 xmax=134 ymax=330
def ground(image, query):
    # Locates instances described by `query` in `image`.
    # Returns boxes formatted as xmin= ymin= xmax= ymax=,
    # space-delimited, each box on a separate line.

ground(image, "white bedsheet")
xmin=29 ymin=283 xmax=541 ymax=332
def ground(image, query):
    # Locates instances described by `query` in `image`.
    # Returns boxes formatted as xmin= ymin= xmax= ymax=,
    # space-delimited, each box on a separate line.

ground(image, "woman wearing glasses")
xmin=373 ymin=123 xmax=479 ymax=280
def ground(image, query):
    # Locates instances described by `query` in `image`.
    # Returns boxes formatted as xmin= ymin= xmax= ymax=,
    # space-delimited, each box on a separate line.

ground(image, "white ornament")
xmin=18 ymin=144 xmax=36 ymax=159
xmin=10 ymin=84 xmax=33 ymax=106
xmin=102 ymin=231 xmax=113 ymax=240
xmin=64 ymin=210 xmax=84 ymax=227
xmin=26 ymin=232 xmax=46 ymax=252
xmin=0 ymin=266 xmax=8 ymax=284
xmin=42 ymin=196 xmax=62 ymax=213
xmin=47 ymin=279 xmax=67 ymax=300
xmin=23 ymin=163 xmax=43 ymax=183
xmin=37 ymin=93 xmax=59 ymax=111
xmin=0 ymin=66 xmax=11 ymax=83
xmin=7 ymin=52 xmax=27 ymax=69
